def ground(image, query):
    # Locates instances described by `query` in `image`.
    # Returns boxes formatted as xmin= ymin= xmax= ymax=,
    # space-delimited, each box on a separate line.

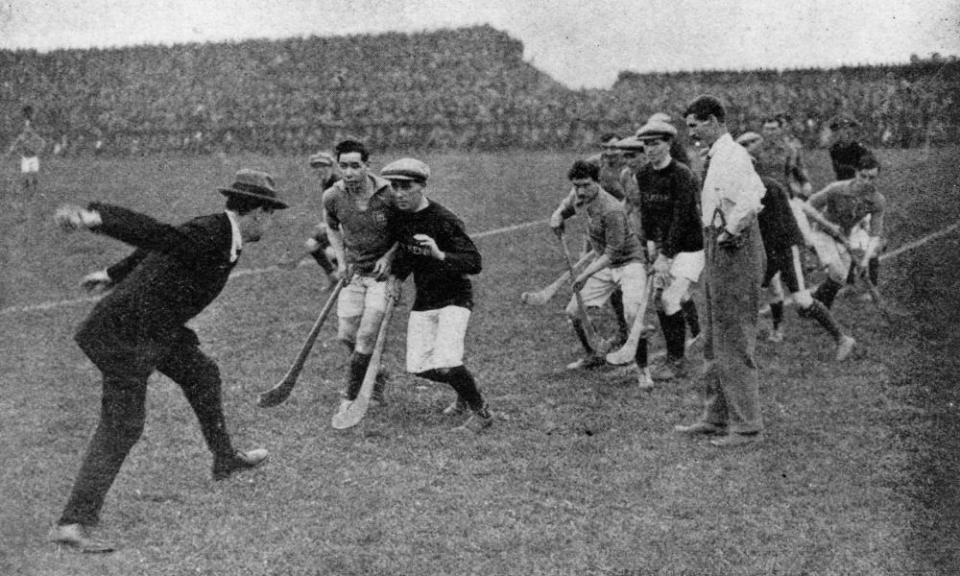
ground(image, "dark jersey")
xmin=757 ymin=177 xmax=805 ymax=256
xmin=636 ymin=160 xmax=703 ymax=258
xmin=392 ymin=200 xmax=482 ymax=311
xmin=829 ymin=140 xmax=871 ymax=180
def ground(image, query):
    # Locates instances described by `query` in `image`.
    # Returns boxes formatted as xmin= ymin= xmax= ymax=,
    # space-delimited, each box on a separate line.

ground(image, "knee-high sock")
xmin=868 ymin=257 xmax=880 ymax=286
xmin=345 ymin=352 xmax=372 ymax=400
xmin=610 ymin=289 xmax=628 ymax=340
xmin=681 ymin=300 xmax=700 ymax=338
xmin=813 ymin=278 xmax=843 ymax=309
xmin=845 ymin=261 xmax=858 ymax=285
xmin=799 ymin=299 xmax=843 ymax=341
xmin=770 ymin=301 xmax=785 ymax=330
xmin=635 ymin=336 xmax=648 ymax=368
xmin=659 ymin=311 xmax=687 ymax=360
xmin=417 ymin=367 xmax=485 ymax=412
xmin=311 ymin=250 xmax=336 ymax=275
xmin=444 ymin=366 xmax=485 ymax=412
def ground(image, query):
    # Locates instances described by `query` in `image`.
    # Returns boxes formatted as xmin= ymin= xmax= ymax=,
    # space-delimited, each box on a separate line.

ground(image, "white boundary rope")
xmin=1 ymin=217 xmax=956 ymax=317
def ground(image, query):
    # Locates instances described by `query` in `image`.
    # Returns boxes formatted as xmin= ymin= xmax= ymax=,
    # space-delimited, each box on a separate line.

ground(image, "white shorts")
xmin=809 ymin=228 xmax=852 ymax=281
xmin=20 ymin=156 xmax=39 ymax=174
xmin=337 ymin=274 xmax=388 ymax=319
xmin=406 ymin=306 xmax=471 ymax=373
xmin=566 ymin=261 xmax=647 ymax=320
xmin=669 ymin=250 xmax=705 ymax=283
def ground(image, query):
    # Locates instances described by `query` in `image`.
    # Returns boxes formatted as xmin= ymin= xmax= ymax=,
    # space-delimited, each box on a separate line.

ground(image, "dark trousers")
xmin=59 ymin=330 xmax=233 ymax=526
xmin=700 ymin=223 xmax=765 ymax=434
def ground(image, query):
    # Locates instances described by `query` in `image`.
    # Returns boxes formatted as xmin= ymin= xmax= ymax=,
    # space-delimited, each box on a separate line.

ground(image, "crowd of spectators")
xmin=1 ymin=25 xmax=956 ymax=156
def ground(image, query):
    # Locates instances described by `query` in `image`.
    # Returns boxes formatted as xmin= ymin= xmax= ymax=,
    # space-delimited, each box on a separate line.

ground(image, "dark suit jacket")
xmin=75 ymin=203 xmax=238 ymax=372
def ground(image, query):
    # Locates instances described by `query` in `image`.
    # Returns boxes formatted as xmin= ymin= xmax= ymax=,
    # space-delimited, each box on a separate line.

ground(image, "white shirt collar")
xmin=225 ymin=210 xmax=243 ymax=263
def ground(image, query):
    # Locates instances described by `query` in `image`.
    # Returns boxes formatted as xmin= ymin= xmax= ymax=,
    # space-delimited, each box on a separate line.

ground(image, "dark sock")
xmin=845 ymin=261 xmax=857 ymax=285
xmin=311 ymin=250 xmax=335 ymax=275
xmin=635 ymin=337 xmax=648 ymax=368
xmin=572 ymin=318 xmax=594 ymax=355
xmin=681 ymin=300 xmax=700 ymax=337
xmin=770 ymin=301 xmax=785 ymax=330
xmin=610 ymin=289 xmax=628 ymax=340
xmin=868 ymin=257 xmax=880 ymax=286
xmin=445 ymin=366 xmax=485 ymax=412
xmin=345 ymin=352 xmax=372 ymax=400
xmin=416 ymin=368 xmax=451 ymax=383
xmin=662 ymin=311 xmax=687 ymax=360
xmin=813 ymin=278 xmax=843 ymax=309
xmin=799 ymin=299 xmax=843 ymax=341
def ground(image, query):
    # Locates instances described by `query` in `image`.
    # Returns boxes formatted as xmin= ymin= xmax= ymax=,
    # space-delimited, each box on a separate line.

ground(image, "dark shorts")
xmin=762 ymin=245 xmax=804 ymax=294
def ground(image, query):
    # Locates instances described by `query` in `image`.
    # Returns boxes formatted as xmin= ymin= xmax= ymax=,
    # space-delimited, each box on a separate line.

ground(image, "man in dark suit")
xmin=48 ymin=169 xmax=287 ymax=553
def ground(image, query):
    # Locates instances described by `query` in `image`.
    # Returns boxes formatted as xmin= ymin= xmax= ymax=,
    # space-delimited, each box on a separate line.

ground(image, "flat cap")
xmin=635 ymin=119 xmax=678 ymax=140
xmin=381 ymin=158 xmax=430 ymax=182
xmin=735 ymin=131 xmax=763 ymax=147
xmin=308 ymin=151 xmax=335 ymax=167
xmin=647 ymin=112 xmax=673 ymax=124
xmin=614 ymin=135 xmax=646 ymax=150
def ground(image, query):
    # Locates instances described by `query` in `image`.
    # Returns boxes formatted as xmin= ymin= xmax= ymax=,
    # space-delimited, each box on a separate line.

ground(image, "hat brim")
xmin=218 ymin=187 xmax=289 ymax=209
xmin=636 ymin=132 xmax=675 ymax=141
xmin=381 ymin=170 xmax=427 ymax=183
xmin=615 ymin=137 xmax=646 ymax=150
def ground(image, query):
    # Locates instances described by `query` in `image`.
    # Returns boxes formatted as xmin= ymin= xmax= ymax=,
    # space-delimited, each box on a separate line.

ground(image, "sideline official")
xmin=676 ymin=95 xmax=767 ymax=447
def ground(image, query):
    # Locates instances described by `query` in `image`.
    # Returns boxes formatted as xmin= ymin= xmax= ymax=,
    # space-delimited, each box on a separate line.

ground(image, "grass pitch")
xmin=1 ymin=148 xmax=958 ymax=575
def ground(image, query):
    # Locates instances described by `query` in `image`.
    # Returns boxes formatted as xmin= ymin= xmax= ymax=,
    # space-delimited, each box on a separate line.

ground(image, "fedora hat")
xmin=218 ymin=169 xmax=288 ymax=209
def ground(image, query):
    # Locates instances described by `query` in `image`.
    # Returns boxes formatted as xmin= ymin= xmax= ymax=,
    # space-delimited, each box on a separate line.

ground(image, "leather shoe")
xmin=213 ymin=448 xmax=269 ymax=481
xmin=710 ymin=432 xmax=763 ymax=448
xmin=48 ymin=523 xmax=115 ymax=553
xmin=674 ymin=421 xmax=726 ymax=436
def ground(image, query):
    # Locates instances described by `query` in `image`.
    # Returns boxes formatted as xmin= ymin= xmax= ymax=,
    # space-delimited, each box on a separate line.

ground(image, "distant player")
xmin=805 ymin=153 xmax=886 ymax=310
xmin=614 ymin=134 xmax=647 ymax=236
xmin=756 ymin=114 xmax=813 ymax=199
xmin=279 ymin=151 xmax=341 ymax=285
xmin=589 ymin=133 xmax=627 ymax=201
xmin=828 ymin=115 xmax=872 ymax=181
xmin=5 ymin=105 xmax=46 ymax=194
xmin=383 ymin=158 xmax=493 ymax=433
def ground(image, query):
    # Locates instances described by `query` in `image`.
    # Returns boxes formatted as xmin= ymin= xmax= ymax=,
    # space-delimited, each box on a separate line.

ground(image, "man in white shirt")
xmin=675 ymin=95 xmax=767 ymax=448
